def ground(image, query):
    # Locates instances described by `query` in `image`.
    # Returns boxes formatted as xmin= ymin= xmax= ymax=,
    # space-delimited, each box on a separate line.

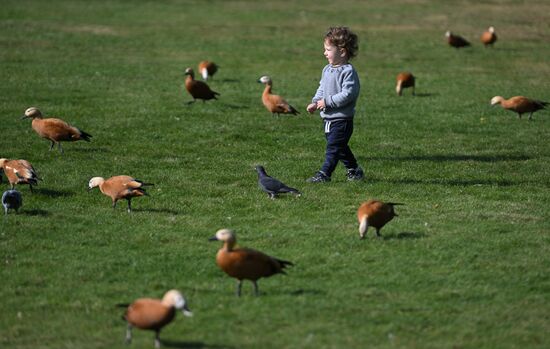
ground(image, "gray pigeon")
xmin=2 ymin=190 xmax=22 ymax=215
xmin=255 ymin=165 xmax=301 ymax=199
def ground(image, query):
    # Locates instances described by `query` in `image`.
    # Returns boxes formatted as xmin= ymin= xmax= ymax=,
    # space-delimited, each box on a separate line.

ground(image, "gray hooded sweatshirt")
xmin=311 ymin=63 xmax=360 ymax=121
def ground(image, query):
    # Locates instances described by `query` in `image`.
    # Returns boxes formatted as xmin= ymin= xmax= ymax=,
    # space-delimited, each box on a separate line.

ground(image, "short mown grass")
xmin=1 ymin=1 xmax=549 ymax=348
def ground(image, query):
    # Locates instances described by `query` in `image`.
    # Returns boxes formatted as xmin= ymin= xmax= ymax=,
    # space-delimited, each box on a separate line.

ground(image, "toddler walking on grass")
xmin=306 ymin=26 xmax=364 ymax=182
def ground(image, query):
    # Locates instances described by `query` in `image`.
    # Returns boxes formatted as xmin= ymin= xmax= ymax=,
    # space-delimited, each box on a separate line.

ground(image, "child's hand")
xmin=306 ymin=103 xmax=317 ymax=114
xmin=316 ymin=99 xmax=326 ymax=110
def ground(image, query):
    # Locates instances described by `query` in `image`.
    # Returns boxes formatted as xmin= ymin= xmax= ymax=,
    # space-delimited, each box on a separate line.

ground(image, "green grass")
xmin=1 ymin=0 xmax=549 ymax=348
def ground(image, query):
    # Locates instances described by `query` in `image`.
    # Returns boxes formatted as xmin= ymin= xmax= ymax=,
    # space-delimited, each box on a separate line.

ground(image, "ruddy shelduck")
xmin=396 ymin=72 xmax=415 ymax=96
xmin=184 ymin=67 xmax=220 ymax=103
xmin=198 ymin=60 xmax=218 ymax=80
xmin=88 ymin=175 xmax=154 ymax=213
xmin=21 ymin=107 xmax=92 ymax=153
xmin=0 ymin=158 xmax=40 ymax=192
xmin=445 ymin=31 xmax=471 ymax=48
xmin=120 ymin=289 xmax=192 ymax=349
xmin=2 ymin=190 xmax=22 ymax=215
xmin=481 ymin=26 xmax=497 ymax=47
xmin=209 ymin=228 xmax=293 ymax=297
xmin=490 ymin=96 xmax=548 ymax=120
xmin=357 ymin=200 xmax=403 ymax=239
xmin=258 ymin=76 xmax=299 ymax=116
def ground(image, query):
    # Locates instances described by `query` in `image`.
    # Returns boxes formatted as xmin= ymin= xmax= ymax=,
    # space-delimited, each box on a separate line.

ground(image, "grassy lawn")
xmin=1 ymin=0 xmax=549 ymax=348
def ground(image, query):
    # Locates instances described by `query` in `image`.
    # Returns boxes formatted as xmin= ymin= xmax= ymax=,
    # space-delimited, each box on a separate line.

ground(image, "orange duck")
xmin=396 ymin=72 xmax=415 ymax=96
xmin=0 ymin=158 xmax=40 ymax=192
xmin=258 ymin=76 xmax=299 ymax=116
xmin=209 ymin=228 xmax=293 ymax=296
xmin=184 ymin=67 xmax=219 ymax=103
xmin=491 ymin=96 xmax=548 ymax=120
xmin=357 ymin=200 xmax=403 ymax=239
xmin=481 ymin=26 xmax=497 ymax=47
xmin=198 ymin=60 xmax=218 ymax=80
xmin=21 ymin=107 xmax=92 ymax=153
xmin=88 ymin=175 xmax=153 ymax=212
xmin=445 ymin=31 xmax=471 ymax=48
xmin=120 ymin=290 xmax=192 ymax=349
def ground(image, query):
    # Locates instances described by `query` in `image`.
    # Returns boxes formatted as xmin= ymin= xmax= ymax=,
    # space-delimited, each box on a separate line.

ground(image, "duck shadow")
xmin=218 ymin=78 xmax=239 ymax=83
xmin=34 ymin=188 xmax=75 ymax=198
xmin=413 ymin=92 xmax=436 ymax=98
xmin=131 ymin=208 xmax=181 ymax=215
xmin=22 ymin=209 xmax=50 ymax=216
xmin=382 ymin=231 xmax=425 ymax=240
xmin=160 ymin=339 xmax=234 ymax=349
xmin=70 ymin=147 xmax=110 ymax=153
xmin=289 ymin=288 xmax=325 ymax=296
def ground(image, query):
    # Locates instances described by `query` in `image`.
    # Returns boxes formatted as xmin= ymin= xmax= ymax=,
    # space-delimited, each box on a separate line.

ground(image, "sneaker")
xmin=347 ymin=166 xmax=364 ymax=181
xmin=307 ymin=171 xmax=331 ymax=183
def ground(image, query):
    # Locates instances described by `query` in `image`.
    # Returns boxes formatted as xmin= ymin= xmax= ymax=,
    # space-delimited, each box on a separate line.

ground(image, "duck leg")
xmin=127 ymin=199 xmax=132 ymax=213
xmin=154 ymin=330 xmax=161 ymax=349
xmin=125 ymin=324 xmax=132 ymax=344
xmin=253 ymin=281 xmax=259 ymax=296
xmin=236 ymin=280 xmax=243 ymax=297
xmin=49 ymin=140 xmax=55 ymax=151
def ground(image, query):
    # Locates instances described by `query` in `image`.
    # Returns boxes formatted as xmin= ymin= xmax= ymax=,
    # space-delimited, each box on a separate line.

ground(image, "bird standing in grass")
xmin=490 ymin=96 xmax=548 ymax=120
xmin=21 ymin=107 xmax=92 ymax=153
xmin=357 ymin=200 xmax=403 ymax=239
xmin=396 ymin=72 xmax=415 ymax=96
xmin=481 ymin=26 xmax=497 ymax=47
xmin=88 ymin=175 xmax=153 ymax=213
xmin=255 ymin=165 xmax=301 ymax=199
xmin=258 ymin=76 xmax=300 ymax=116
xmin=119 ymin=290 xmax=193 ymax=349
xmin=2 ymin=189 xmax=22 ymax=215
xmin=198 ymin=60 xmax=218 ymax=80
xmin=209 ymin=228 xmax=293 ymax=297
xmin=445 ymin=31 xmax=471 ymax=48
xmin=184 ymin=67 xmax=220 ymax=104
xmin=0 ymin=158 xmax=40 ymax=192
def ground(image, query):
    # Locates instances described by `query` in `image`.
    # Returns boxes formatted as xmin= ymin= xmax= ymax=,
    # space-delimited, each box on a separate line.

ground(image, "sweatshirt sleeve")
xmin=311 ymin=67 xmax=326 ymax=103
xmin=326 ymin=69 xmax=359 ymax=109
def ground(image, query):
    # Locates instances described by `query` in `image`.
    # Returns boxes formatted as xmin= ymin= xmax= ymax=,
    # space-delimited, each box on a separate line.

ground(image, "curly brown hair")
xmin=325 ymin=26 xmax=359 ymax=59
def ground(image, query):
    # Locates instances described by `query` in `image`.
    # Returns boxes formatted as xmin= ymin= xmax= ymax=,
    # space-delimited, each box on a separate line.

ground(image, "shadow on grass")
xmin=34 ymin=188 xmax=75 ymax=197
xmin=413 ymin=92 xmax=436 ymax=98
xmin=218 ymin=78 xmax=239 ymax=83
xmin=161 ymin=339 xmax=234 ymax=349
xmin=23 ymin=209 xmax=50 ymax=216
xmin=69 ymin=147 xmax=110 ymax=153
xmin=289 ymin=288 xmax=325 ymax=296
xmin=365 ymin=153 xmax=531 ymax=162
xmin=131 ymin=208 xmax=182 ymax=215
xmin=383 ymin=231 xmax=425 ymax=240
xmin=368 ymin=177 xmax=516 ymax=187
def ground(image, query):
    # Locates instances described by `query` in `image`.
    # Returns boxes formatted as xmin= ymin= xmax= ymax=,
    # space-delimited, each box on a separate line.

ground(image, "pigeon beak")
xmin=208 ymin=236 xmax=218 ymax=241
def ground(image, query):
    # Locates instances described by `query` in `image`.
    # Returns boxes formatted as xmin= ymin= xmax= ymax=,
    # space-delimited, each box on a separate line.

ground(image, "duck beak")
xmin=182 ymin=304 xmax=193 ymax=317
xmin=21 ymin=115 xmax=29 ymax=120
xmin=208 ymin=236 xmax=218 ymax=241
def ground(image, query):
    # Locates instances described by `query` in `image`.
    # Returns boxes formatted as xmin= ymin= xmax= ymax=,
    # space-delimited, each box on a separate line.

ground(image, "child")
xmin=306 ymin=26 xmax=364 ymax=182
